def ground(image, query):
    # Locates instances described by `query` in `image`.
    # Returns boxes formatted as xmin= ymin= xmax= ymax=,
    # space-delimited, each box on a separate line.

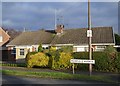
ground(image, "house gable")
xmin=0 ymin=27 xmax=10 ymax=46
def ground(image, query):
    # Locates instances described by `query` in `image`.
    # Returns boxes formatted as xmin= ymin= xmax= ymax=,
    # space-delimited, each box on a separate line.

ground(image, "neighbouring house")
xmin=6 ymin=25 xmax=115 ymax=63
xmin=0 ymin=27 xmax=10 ymax=61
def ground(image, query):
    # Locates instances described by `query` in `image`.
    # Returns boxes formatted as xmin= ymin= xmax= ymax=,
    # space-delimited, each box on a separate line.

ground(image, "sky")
xmin=1 ymin=1 xmax=119 ymax=34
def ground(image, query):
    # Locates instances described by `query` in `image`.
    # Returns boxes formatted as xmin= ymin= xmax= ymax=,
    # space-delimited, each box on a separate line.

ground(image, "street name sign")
xmin=70 ymin=59 xmax=95 ymax=74
xmin=70 ymin=59 xmax=95 ymax=64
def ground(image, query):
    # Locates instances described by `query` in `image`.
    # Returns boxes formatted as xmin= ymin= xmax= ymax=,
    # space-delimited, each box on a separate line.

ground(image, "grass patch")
xmin=1 ymin=69 xmax=116 ymax=83
xmin=0 ymin=63 xmax=26 ymax=67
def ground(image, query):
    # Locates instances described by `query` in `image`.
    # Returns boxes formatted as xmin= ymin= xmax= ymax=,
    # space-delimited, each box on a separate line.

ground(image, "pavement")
xmin=1 ymin=66 xmax=120 ymax=85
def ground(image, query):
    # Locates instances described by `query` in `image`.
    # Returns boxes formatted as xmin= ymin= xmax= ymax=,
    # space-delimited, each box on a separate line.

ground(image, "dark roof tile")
xmin=7 ymin=27 xmax=114 ymax=46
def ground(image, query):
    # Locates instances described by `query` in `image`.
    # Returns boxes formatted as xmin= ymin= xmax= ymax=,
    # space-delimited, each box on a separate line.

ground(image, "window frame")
xmin=11 ymin=47 xmax=16 ymax=54
xmin=19 ymin=49 xmax=24 ymax=56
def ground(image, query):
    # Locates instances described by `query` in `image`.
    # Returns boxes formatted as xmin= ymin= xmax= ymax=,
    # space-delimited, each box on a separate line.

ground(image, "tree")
xmin=115 ymin=34 xmax=120 ymax=45
xmin=115 ymin=34 xmax=120 ymax=52
xmin=38 ymin=43 xmax=43 ymax=52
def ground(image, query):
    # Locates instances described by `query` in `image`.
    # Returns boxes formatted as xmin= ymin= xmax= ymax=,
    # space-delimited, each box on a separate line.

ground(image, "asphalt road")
xmin=2 ymin=74 xmax=117 ymax=86
xmin=1 ymin=66 xmax=120 ymax=86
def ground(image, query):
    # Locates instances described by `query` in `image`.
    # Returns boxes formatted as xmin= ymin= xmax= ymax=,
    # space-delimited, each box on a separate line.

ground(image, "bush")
xmin=48 ymin=46 xmax=73 ymax=69
xmin=104 ymin=45 xmax=118 ymax=59
xmin=104 ymin=46 xmax=118 ymax=72
xmin=72 ymin=52 xmax=89 ymax=70
xmin=38 ymin=44 xmax=43 ymax=52
xmin=26 ymin=52 xmax=49 ymax=68
xmin=93 ymin=52 xmax=109 ymax=72
xmin=114 ymin=52 xmax=120 ymax=72
xmin=72 ymin=51 xmax=120 ymax=73
xmin=58 ymin=52 xmax=73 ymax=69
xmin=59 ymin=46 xmax=73 ymax=53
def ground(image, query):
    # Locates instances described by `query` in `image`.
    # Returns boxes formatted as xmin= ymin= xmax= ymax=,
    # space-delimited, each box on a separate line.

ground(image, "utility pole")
xmin=88 ymin=0 xmax=92 ymax=76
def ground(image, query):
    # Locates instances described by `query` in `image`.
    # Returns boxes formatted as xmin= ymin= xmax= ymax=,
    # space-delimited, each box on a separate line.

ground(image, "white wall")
xmin=73 ymin=45 xmax=88 ymax=52
xmin=0 ymin=36 xmax=2 ymax=42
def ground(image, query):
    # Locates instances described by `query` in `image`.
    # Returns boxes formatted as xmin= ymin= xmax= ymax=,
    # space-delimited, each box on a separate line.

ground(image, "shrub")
xmin=104 ymin=46 xmax=118 ymax=72
xmin=93 ymin=52 xmax=109 ymax=72
xmin=72 ymin=51 xmax=120 ymax=73
xmin=72 ymin=52 xmax=89 ymax=70
xmin=114 ymin=52 xmax=120 ymax=72
xmin=26 ymin=52 xmax=49 ymax=68
xmin=58 ymin=52 xmax=73 ymax=69
xmin=48 ymin=50 xmax=60 ymax=69
xmin=38 ymin=43 xmax=43 ymax=52
xmin=104 ymin=45 xmax=118 ymax=59
xmin=48 ymin=46 xmax=73 ymax=69
xmin=59 ymin=46 xmax=73 ymax=53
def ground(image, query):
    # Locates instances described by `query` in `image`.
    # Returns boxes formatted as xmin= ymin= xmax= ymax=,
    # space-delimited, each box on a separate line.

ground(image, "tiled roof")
xmin=7 ymin=27 xmax=114 ymax=46
xmin=7 ymin=30 xmax=54 ymax=45
xmin=51 ymin=27 xmax=114 ymax=45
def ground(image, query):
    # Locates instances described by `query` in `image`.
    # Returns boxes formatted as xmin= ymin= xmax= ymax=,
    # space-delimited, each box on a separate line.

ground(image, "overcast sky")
xmin=2 ymin=2 xmax=118 ymax=33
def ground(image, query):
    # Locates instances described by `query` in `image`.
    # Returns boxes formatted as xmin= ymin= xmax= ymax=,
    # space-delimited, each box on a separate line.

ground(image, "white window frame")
xmin=96 ymin=46 xmax=106 ymax=49
xmin=20 ymin=49 xmax=24 ymax=56
xmin=95 ymin=46 xmax=106 ymax=51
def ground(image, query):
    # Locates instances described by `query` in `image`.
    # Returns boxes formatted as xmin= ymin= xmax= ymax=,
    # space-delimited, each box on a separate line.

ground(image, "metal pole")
xmin=73 ymin=63 xmax=75 ymax=74
xmin=88 ymin=0 xmax=92 ymax=76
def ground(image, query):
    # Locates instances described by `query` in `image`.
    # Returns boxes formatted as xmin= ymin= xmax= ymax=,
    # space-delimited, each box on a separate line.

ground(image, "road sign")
xmin=70 ymin=59 xmax=95 ymax=64
xmin=87 ymin=30 xmax=92 ymax=37
xmin=70 ymin=59 xmax=95 ymax=74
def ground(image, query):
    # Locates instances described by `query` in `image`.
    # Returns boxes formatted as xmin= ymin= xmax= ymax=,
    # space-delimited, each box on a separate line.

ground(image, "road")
xmin=1 ymin=66 xmax=120 ymax=86
xmin=2 ymin=74 xmax=117 ymax=85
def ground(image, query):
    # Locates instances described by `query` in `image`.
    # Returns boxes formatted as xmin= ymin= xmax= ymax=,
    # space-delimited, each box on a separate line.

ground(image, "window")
xmin=11 ymin=47 xmax=16 ymax=54
xmin=0 ymin=36 xmax=3 ymax=42
xmin=95 ymin=46 xmax=106 ymax=51
xmin=20 ymin=49 xmax=24 ymax=56
xmin=96 ymin=46 xmax=106 ymax=49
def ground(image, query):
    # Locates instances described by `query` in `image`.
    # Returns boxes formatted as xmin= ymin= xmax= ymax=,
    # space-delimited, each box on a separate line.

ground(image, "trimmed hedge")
xmin=25 ymin=46 xmax=120 ymax=73
xmin=72 ymin=52 xmax=89 ymax=70
xmin=72 ymin=52 xmax=120 ymax=73
xmin=1 ymin=63 xmax=26 ymax=67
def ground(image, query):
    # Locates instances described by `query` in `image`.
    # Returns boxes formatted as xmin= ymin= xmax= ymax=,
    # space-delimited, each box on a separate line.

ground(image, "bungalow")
xmin=6 ymin=25 xmax=115 ymax=62
xmin=0 ymin=27 xmax=10 ymax=61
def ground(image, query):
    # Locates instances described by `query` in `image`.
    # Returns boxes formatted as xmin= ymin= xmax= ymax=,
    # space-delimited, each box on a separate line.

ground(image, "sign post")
xmin=72 ymin=63 xmax=75 ymax=74
xmin=70 ymin=59 xmax=95 ymax=74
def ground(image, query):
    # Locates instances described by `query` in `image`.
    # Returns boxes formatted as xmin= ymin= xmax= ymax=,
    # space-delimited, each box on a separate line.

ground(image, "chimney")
xmin=6 ymin=31 xmax=8 ymax=34
xmin=55 ymin=24 xmax=64 ymax=35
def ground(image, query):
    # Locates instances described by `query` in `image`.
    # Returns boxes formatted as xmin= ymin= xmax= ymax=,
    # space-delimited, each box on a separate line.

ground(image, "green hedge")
xmin=72 ymin=52 xmax=89 ymax=70
xmin=1 ymin=63 xmax=26 ymax=67
xmin=25 ymin=46 xmax=120 ymax=73
xmin=72 ymin=52 xmax=120 ymax=73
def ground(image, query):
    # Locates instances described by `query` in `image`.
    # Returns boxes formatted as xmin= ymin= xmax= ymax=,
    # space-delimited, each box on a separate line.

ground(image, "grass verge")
xmin=0 ymin=63 xmax=26 ymax=67
xmin=0 ymin=69 xmax=117 ymax=83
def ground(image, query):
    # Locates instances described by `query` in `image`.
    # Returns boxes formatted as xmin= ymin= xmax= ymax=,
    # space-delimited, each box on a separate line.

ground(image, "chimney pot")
xmin=55 ymin=24 xmax=64 ymax=34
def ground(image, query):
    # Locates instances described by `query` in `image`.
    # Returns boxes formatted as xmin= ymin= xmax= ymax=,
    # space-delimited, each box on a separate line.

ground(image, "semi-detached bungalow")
xmin=6 ymin=25 xmax=115 ymax=63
